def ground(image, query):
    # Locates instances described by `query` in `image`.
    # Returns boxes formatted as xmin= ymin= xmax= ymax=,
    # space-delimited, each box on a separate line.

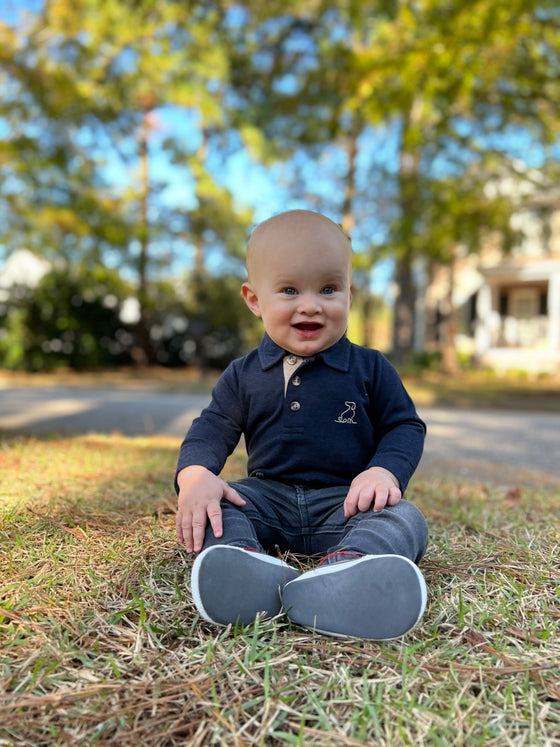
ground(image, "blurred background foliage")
xmin=0 ymin=266 xmax=254 ymax=371
xmin=0 ymin=0 xmax=559 ymax=372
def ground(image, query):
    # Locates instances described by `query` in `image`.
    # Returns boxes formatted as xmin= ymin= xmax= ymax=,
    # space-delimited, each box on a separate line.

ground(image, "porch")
xmin=473 ymin=259 xmax=560 ymax=375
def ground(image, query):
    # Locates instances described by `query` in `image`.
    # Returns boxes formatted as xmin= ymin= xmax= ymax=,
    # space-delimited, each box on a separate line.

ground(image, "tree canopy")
xmin=225 ymin=0 xmax=560 ymax=359
xmin=1 ymin=0 xmax=559 ymax=369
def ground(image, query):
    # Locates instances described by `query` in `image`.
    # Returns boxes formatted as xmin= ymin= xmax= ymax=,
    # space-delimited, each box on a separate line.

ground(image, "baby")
xmin=175 ymin=209 xmax=428 ymax=639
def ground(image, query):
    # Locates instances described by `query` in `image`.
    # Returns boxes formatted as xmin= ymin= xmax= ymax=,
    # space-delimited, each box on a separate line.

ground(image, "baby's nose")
xmin=298 ymin=294 xmax=322 ymax=313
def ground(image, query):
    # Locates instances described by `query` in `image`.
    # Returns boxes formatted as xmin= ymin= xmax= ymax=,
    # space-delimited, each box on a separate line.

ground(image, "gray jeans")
xmin=202 ymin=478 xmax=428 ymax=565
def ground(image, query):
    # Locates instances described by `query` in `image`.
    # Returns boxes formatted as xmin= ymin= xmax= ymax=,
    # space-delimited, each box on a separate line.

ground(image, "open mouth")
xmin=293 ymin=322 xmax=323 ymax=337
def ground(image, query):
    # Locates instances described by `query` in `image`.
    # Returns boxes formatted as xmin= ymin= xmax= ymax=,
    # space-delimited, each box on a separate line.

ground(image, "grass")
xmin=401 ymin=369 xmax=560 ymax=412
xmin=0 ymin=434 xmax=559 ymax=746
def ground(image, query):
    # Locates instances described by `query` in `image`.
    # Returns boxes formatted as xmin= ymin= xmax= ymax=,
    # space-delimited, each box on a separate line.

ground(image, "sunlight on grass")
xmin=403 ymin=369 xmax=560 ymax=412
xmin=0 ymin=434 xmax=178 ymax=511
xmin=0 ymin=435 xmax=559 ymax=745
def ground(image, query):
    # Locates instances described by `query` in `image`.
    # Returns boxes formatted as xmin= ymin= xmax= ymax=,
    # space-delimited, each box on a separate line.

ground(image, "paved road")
xmin=415 ymin=406 xmax=560 ymax=489
xmin=1 ymin=386 xmax=558 ymax=489
xmin=0 ymin=386 xmax=209 ymax=442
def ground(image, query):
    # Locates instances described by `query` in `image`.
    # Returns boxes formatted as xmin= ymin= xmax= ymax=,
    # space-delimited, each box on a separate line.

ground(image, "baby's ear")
xmin=241 ymin=282 xmax=262 ymax=317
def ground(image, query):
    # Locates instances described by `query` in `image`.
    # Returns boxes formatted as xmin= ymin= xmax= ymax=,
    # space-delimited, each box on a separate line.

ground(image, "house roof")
xmin=480 ymin=256 xmax=560 ymax=283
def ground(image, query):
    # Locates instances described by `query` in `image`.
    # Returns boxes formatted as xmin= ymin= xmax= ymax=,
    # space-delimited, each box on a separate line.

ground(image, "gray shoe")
xmin=191 ymin=544 xmax=300 ymax=626
xmin=282 ymin=554 xmax=427 ymax=640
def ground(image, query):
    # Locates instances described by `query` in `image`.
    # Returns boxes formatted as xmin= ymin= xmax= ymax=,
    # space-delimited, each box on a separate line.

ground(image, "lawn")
xmin=0 ymin=434 xmax=559 ymax=745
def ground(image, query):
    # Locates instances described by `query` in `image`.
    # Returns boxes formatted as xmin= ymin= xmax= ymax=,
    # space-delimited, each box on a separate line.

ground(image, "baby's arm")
xmin=344 ymin=466 xmax=402 ymax=518
xmin=176 ymin=465 xmax=246 ymax=553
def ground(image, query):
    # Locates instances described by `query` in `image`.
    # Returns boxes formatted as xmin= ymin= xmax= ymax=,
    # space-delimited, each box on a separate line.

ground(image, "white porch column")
xmin=547 ymin=272 xmax=560 ymax=352
xmin=413 ymin=258 xmax=427 ymax=352
xmin=475 ymin=283 xmax=493 ymax=354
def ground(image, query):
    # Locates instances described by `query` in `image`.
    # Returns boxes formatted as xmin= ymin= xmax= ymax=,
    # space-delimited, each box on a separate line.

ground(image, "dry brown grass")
xmin=0 ymin=435 xmax=559 ymax=745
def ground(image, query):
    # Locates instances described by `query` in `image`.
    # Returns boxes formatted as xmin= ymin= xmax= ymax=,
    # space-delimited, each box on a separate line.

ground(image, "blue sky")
xmin=0 ymin=0 xmax=42 ymax=26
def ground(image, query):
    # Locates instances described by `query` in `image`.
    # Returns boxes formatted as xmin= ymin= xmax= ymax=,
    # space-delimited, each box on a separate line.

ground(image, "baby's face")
xmin=242 ymin=211 xmax=353 ymax=357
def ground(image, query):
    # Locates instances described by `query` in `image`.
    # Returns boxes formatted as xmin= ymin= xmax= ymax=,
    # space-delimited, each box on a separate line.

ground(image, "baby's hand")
xmin=176 ymin=465 xmax=246 ymax=553
xmin=344 ymin=466 xmax=401 ymax=518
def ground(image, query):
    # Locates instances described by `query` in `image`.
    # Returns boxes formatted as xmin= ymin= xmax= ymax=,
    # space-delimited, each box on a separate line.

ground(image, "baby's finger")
xmin=373 ymin=486 xmax=401 ymax=512
xmin=178 ymin=517 xmax=194 ymax=553
xmin=175 ymin=511 xmax=183 ymax=543
xmin=344 ymin=487 xmax=359 ymax=518
xmin=223 ymin=483 xmax=246 ymax=506
xmin=206 ymin=500 xmax=223 ymax=541
xmin=386 ymin=487 xmax=402 ymax=506
xmin=357 ymin=486 xmax=376 ymax=512
xmin=191 ymin=509 xmax=209 ymax=554
xmin=373 ymin=489 xmax=389 ymax=512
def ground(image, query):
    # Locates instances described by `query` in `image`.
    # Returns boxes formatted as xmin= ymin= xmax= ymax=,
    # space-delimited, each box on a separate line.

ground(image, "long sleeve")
xmin=365 ymin=354 xmax=425 ymax=492
xmin=174 ymin=362 xmax=245 ymax=492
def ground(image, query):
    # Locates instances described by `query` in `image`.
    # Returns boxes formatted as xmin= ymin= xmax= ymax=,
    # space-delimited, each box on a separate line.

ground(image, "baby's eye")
xmin=282 ymin=287 xmax=298 ymax=296
xmin=321 ymin=286 xmax=335 ymax=295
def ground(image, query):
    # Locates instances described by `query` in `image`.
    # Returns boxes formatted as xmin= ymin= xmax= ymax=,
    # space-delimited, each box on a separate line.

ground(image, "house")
xmin=0 ymin=248 xmax=141 ymax=324
xmin=419 ymin=196 xmax=560 ymax=376
xmin=0 ymin=248 xmax=50 ymax=295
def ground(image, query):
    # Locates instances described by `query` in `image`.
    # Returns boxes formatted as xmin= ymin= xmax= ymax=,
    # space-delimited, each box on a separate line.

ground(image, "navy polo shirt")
xmin=175 ymin=334 xmax=426 ymax=492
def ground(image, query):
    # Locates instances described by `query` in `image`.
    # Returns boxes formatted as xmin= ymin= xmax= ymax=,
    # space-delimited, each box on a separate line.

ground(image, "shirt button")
xmin=290 ymin=401 xmax=301 ymax=412
xmin=292 ymin=376 xmax=301 ymax=386
xmin=287 ymin=355 xmax=298 ymax=365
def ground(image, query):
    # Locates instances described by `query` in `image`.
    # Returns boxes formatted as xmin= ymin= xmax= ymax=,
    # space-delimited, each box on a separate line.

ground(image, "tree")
xmin=0 ymin=264 xmax=136 ymax=371
xmin=0 ymin=0 xmax=253 ymax=364
xmin=0 ymin=8 xmax=129 ymax=263
xmin=3 ymin=0 xmax=559 ymax=369
xmin=226 ymin=0 xmax=560 ymax=362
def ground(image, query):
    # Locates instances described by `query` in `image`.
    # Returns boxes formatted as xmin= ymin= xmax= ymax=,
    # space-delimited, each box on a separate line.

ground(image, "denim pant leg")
xmin=199 ymin=487 xmax=262 ymax=553
xmin=326 ymin=500 xmax=429 ymax=565
xmin=200 ymin=477 xmax=428 ymax=566
xmin=200 ymin=478 xmax=306 ymax=554
xmin=200 ymin=501 xmax=262 ymax=552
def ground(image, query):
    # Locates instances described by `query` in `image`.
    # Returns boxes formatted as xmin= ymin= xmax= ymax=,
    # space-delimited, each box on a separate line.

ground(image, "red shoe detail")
xmin=319 ymin=551 xmax=362 ymax=566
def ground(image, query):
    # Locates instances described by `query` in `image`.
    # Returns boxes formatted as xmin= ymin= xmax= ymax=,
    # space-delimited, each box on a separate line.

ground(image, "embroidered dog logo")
xmin=335 ymin=401 xmax=357 ymax=424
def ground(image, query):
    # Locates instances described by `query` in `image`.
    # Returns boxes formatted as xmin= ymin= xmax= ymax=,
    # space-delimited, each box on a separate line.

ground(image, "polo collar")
xmin=257 ymin=333 xmax=351 ymax=372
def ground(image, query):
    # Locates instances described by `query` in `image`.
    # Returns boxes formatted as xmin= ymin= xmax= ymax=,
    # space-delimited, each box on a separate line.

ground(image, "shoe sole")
xmin=283 ymin=554 xmax=427 ymax=640
xmin=191 ymin=545 xmax=300 ymax=626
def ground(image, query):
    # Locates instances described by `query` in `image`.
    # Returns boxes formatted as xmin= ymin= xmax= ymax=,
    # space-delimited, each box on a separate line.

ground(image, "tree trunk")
xmin=391 ymin=93 xmax=424 ymax=366
xmin=392 ymin=252 xmax=415 ymax=364
xmin=361 ymin=293 xmax=374 ymax=348
xmin=341 ymin=116 xmax=359 ymax=237
xmin=134 ymin=109 xmax=157 ymax=365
